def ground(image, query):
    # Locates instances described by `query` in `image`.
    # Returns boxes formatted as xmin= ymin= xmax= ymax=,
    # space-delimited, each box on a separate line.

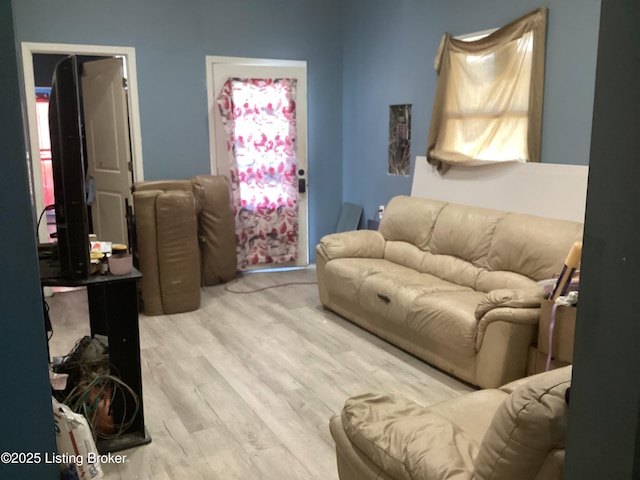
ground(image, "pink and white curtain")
xmin=216 ymin=78 xmax=299 ymax=270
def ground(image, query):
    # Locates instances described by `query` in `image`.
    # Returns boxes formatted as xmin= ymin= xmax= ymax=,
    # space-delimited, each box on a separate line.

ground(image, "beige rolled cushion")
xmin=191 ymin=175 xmax=237 ymax=285
xmin=133 ymin=179 xmax=192 ymax=193
xmin=155 ymin=190 xmax=201 ymax=315
xmin=133 ymin=190 xmax=164 ymax=316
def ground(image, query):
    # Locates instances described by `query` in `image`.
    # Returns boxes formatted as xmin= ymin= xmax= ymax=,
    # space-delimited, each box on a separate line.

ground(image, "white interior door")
xmin=81 ymin=57 xmax=133 ymax=245
xmin=207 ymin=58 xmax=309 ymax=269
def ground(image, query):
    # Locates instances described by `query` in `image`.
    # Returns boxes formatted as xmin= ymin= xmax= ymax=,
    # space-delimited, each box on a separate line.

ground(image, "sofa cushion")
xmin=323 ymin=258 xmax=390 ymax=302
xmin=383 ymin=241 xmax=431 ymax=271
xmin=324 ymin=258 xmax=462 ymax=306
xmin=429 ymin=203 xmax=505 ymax=269
xmin=356 ymin=267 xmax=471 ymax=328
xmin=419 ymin=253 xmax=482 ymax=290
xmin=341 ymin=393 xmax=476 ymax=480
xmin=379 ymin=196 xmax=447 ymax=250
xmin=475 ymin=270 xmax=538 ymax=292
xmin=487 ymin=213 xmax=583 ymax=281
xmin=384 ymin=242 xmax=482 ymax=290
xmin=407 ymin=291 xmax=486 ymax=357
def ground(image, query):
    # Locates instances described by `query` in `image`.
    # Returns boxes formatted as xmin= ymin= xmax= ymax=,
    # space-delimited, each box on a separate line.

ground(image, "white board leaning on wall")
xmin=411 ymin=156 xmax=589 ymax=224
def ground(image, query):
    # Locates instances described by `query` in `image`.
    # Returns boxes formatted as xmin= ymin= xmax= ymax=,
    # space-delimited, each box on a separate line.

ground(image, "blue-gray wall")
xmin=12 ymin=0 xmax=345 ymax=255
xmin=342 ymin=0 xmax=601 ymax=221
xmin=0 ymin=2 xmax=58 ymax=479
xmin=12 ymin=0 xmax=602 ymax=243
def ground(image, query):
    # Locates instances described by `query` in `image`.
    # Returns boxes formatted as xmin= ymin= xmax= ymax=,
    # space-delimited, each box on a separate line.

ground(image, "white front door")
xmin=207 ymin=58 xmax=309 ymax=269
xmin=81 ymin=57 xmax=133 ymax=245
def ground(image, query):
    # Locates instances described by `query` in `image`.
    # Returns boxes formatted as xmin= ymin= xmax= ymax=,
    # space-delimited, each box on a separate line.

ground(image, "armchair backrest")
xmin=473 ymin=366 xmax=571 ymax=480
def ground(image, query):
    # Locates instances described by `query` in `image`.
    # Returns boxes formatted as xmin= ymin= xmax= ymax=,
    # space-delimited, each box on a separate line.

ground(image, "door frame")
xmin=21 ymin=42 xmax=144 ymax=242
xmin=205 ymin=55 xmax=309 ymax=267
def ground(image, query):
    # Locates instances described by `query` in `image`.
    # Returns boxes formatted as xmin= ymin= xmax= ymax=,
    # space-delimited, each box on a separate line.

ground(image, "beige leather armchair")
xmin=133 ymin=175 xmax=236 ymax=315
xmin=330 ymin=366 xmax=571 ymax=480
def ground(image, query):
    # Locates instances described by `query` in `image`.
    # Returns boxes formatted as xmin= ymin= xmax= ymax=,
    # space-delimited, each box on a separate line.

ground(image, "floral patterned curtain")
xmin=216 ymin=78 xmax=299 ymax=270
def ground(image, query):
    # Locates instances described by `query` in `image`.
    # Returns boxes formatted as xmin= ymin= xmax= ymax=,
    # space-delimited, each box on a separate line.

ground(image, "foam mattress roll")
xmin=133 ymin=179 xmax=192 ymax=193
xmin=191 ymin=175 xmax=237 ymax=285
xmin=156 ymin=190 xmax=201 ymax=314
xmin=133 ymin=189 xmax=164 ymax=315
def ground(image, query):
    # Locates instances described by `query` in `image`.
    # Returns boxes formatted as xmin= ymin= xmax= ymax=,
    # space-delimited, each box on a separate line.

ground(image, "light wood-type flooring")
xmin=47 ymin=267 xmax=472 ymax=480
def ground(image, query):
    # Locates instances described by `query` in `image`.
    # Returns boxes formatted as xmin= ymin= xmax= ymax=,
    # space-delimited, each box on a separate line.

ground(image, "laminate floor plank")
xmin=46 ymin=266 xmax=473 ymax=479
xmin=194 ymin=344 xmax=336 ymax=479
xmin=251 ymin=444 xmax=315 ymax=480
xmin=178 ymin=354 xmax=282 ymax=454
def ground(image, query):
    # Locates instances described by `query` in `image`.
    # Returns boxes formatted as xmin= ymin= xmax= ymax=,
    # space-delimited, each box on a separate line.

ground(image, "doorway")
xmin=206 ymin=56 xmax=309 ymax=270
xmin=21 ymin=42 xmax=144 ymax=245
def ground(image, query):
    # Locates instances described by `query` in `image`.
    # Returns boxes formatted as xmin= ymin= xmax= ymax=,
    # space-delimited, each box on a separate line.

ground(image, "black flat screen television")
xmin=48 ymin=55 xmax=90 ymax=280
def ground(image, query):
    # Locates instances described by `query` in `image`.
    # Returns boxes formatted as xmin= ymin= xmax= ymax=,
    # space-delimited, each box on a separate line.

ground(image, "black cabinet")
xmin=40 ymin=263 xmax=151 ymax=453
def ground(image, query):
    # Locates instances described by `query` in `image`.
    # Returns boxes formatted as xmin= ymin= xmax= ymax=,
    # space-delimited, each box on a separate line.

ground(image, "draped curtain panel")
xmin=217 ymin=78 xmax=299 ymax=270
xmin=427 ymin=8 xmax=547 ymax=173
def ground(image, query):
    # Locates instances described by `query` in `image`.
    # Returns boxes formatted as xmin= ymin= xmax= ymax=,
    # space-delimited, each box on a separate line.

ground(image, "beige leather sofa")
xmin=133 ymin=175 xmax=237 ymax=315
xmin=330 ymin=365 xmax=571 ymax=480
xmin=317 ymin=196 xmax=582 ymax=388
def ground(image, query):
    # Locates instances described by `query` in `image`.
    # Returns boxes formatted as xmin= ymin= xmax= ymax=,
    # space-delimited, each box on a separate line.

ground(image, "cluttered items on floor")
xmin=50 ymin=336 xmax=140 ymax=479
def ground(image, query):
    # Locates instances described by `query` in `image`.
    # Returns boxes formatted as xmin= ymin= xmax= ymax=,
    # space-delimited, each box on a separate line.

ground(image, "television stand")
xmin=40 ymin=260 xmax=151 ymax=453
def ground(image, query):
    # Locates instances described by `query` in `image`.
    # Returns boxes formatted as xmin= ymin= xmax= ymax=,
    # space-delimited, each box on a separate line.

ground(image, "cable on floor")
xmin=224 ymin=277 xmax=317 ymax=294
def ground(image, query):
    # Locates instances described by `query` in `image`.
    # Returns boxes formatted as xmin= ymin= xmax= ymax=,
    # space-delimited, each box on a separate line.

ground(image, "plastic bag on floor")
xmin=52 ymin=397 xmax=104 ymax=480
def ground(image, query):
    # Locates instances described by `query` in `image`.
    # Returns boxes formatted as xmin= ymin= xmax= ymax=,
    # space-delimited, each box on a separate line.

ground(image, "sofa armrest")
xmin=475 ymin=306 xmax=541 ymax=352
xmin=317 ymin=230 xmax=386 ymax=261
xmin=475 ymin=287 xmax=544 ymax=320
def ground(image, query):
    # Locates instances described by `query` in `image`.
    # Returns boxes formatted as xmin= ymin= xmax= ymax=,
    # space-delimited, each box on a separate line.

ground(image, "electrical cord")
xmin=36 ymin=204 xmax=55 ymax=235
xmin=55 ymin=336 xmax=140 ymax=440
xmin=43 ymin=299 xmax=53 ymax=341
xmin=64 ymin=373 xmax=140 ymax=440
xmin=224 ymin=277 xmax=317 ymax=294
